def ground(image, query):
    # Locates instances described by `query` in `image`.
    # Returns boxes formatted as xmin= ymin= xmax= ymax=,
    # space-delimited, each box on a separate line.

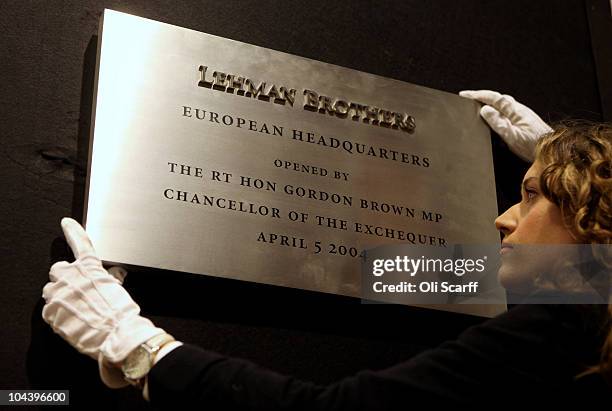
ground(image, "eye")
xmin=524 ymin=188 xmax=538 ymax=202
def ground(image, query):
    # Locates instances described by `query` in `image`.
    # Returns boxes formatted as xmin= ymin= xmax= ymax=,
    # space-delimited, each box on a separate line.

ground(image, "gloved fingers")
xmin=480 ymin=105 xmax=514 ymax=137
xmin=42 ymin=278 xmax=88 ymax=304
xmin=460 ymin=90 xmax=519 ymax=121
xmin=42 ymin=280 xmax=62 ymax=301
xmin=42 ymin=279 xmax=117 ymax=325
xmin=49 ymin=261 xmax=72 ymax=282
xmin=46 ymin=261 xmax=140 ymax=322
xmin=75 ymin=268 xmax=137 ymax=317
xmin=495 ymin=94 xmax=521 ymax=122
xmin=47 ymin=262 xmax=102 ymax=298
xmin=479 ymin=106 xmax=535 ymax=162
xmin=93 ymin=283 xmax=141 ymax=319
xmin=41 ymin=271 xmax=145 ymax=363
xmin=50 ymin=259 xmax=111 ymax=285
xmin=107 ymin=266 xmax=127 ymax=285
xmin=61 ymin=217 xmax=100 ymax=263
xmin=42 ymin=300 xmax=109 ymax=360
xmin=459 ymin=89 xmax=502 ymax=105
xmin=73 ymin=267 xmax=140 ymax=316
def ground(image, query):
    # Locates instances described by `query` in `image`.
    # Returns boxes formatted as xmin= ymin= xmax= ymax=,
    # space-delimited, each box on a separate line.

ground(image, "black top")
xmin=148 ymin=303 xmax=610 ymax=410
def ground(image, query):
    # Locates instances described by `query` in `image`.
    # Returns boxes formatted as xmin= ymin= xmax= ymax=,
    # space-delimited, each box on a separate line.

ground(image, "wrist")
xmin=113 ymin=339 xmax=181 ymax=368
xmin=98 ymin=336 xmax=181 ymax=390
xmin=121 ymin=333 xmax=176 ymax=388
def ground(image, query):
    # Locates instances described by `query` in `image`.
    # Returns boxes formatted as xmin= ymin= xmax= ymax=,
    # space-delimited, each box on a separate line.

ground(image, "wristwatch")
xmin=121 ymin=333 xmax=175 ymax=388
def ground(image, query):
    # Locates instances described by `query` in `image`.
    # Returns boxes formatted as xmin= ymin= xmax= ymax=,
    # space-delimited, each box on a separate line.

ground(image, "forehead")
xmin=524 ymin=162 xmax=543 ymax=181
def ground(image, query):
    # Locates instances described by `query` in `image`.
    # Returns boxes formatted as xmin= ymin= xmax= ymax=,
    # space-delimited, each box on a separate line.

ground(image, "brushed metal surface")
xmin=85 ymin=10 xmax=505 ymax=316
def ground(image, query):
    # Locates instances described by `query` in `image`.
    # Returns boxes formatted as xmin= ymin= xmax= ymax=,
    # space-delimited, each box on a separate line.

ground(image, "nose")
xmin=495 ymin=203 xmax=518 ymax=239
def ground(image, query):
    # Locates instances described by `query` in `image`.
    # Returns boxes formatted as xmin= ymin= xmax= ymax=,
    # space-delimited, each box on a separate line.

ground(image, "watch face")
xmin=122 ymin=346 xmax=152 ymax=380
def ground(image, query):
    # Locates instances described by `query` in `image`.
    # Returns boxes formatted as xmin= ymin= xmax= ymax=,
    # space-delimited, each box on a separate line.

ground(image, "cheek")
xmin=515 ymin=209 xmax=548 ymax=243
xmin=539 ymin=203 xmax=577 ymax=244
xmin=517 ymin=201 xmax=576 ymax=244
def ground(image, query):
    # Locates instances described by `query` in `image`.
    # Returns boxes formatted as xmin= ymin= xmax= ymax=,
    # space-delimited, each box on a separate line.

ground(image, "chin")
xmin=497 ymin=266 xmax=535 ymax=293
xmin=497 ymin=268 xmax=514 ymax=289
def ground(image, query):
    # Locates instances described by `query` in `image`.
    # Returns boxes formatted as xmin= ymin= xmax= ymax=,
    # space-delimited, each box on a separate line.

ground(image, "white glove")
xmin=42 ymin=217 xmax=165 ymax=388
xmin=459 ymin=90 xmax=553 ymax=162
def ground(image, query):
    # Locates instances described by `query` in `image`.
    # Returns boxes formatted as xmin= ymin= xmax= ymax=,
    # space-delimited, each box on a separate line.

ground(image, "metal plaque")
xmin=85 ymin=10 xmax=506 ymax=316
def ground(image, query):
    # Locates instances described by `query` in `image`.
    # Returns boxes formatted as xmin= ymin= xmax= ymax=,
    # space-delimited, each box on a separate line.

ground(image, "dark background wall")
xmin=0 ymin=0 xmax=607 ymax=409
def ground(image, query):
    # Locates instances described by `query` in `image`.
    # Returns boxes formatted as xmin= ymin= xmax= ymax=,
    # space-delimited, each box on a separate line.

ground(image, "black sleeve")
xmin=147 ymin=304 xmax=606 ymax=410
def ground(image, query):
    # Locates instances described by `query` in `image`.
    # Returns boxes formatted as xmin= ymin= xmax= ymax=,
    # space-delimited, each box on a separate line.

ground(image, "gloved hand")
xmin=42 ymin=217 xmax=165 ymax=388
xmin=459 ymin=90 xmax=553 ymax=162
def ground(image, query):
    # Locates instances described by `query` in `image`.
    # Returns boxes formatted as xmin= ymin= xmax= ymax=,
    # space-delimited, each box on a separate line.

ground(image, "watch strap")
xmin=145 ymin=333 xmax=175 ymax=352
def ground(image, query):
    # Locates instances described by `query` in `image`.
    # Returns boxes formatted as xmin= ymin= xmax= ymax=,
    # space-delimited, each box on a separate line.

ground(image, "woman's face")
xmin=494 ymin=161 xmax=579 ymax=292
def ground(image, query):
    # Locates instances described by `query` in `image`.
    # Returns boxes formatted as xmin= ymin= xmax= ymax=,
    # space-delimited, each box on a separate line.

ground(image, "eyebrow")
xmin=521 ymin=176 xmax=538 ymax=192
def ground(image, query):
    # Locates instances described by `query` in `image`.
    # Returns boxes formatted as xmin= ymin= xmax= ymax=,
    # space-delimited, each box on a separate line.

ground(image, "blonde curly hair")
xmin=534 ymin=121 xmax=612 ymax=383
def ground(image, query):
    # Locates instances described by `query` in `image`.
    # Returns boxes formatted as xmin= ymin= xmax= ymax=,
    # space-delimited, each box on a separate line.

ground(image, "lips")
xmin=500 ymin=243 xmax=514 ymax=255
